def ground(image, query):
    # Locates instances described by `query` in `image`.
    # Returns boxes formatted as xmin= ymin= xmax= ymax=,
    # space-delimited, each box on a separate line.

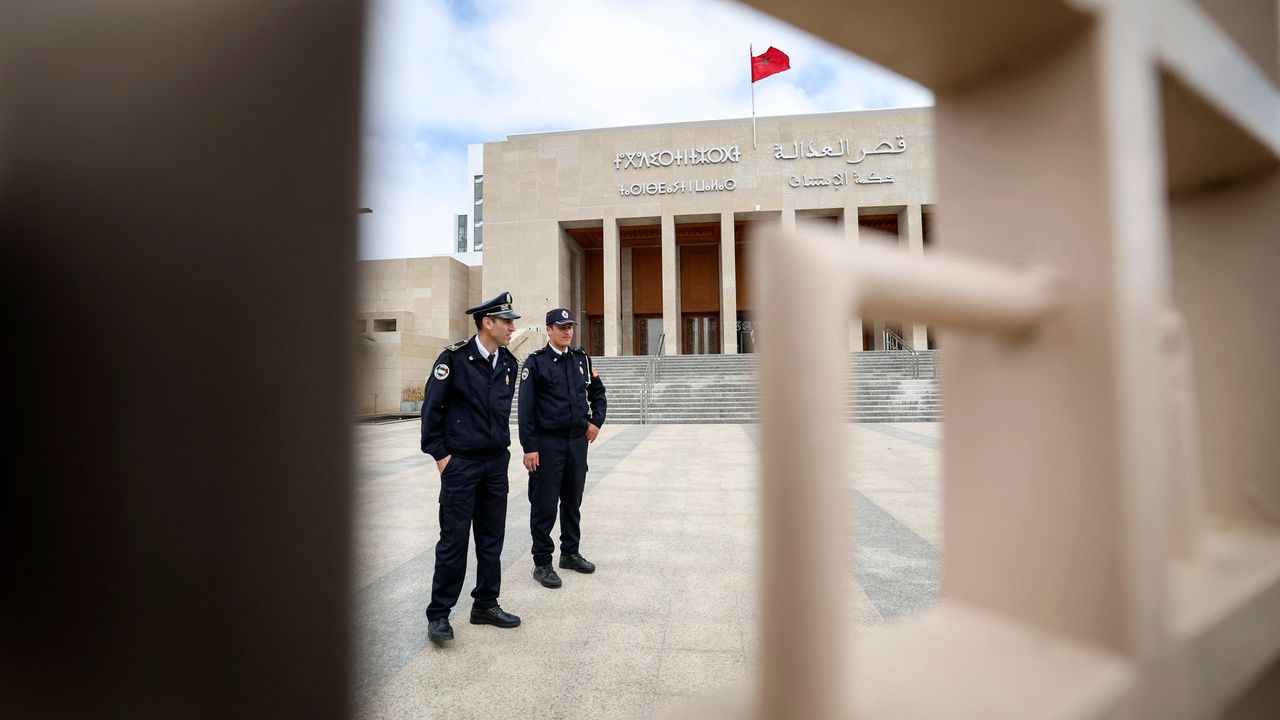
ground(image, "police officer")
xmin=518 ymin=308 xmax=607 ymax=589
xmin=420 ymin=292 xmax=523 ymax=643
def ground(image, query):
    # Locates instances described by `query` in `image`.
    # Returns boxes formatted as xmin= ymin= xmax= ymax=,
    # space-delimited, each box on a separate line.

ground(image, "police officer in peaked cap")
xmin=518 ymin=308 xmax=607 ymax=589
xmin=420 ymin=292 xmax=523 ymax=643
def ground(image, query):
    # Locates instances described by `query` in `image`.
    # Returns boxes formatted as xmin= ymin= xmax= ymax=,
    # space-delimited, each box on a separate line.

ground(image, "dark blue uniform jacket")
xmin=517 ymin=346 xmax=607 ymax=454
xmin=420 ymin=336 xmax=518 ymax=461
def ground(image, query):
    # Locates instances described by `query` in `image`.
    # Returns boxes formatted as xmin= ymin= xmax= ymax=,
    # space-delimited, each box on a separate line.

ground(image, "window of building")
xmin=373 ymin=318 xmax=397 ymax=332
xmin=472 ymin=175 xmax=484 ymax=251
xmin=456 ymin=214 xmax=467 ymax=253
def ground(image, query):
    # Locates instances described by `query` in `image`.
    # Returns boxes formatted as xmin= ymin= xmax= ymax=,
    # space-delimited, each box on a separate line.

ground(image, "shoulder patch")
xmin=521 ymin=366 xmax=530 ymax=381
xmin=444 ymin=339 xmax=468 ymax=352
xmin=433 ymin=363 xmax=450 ymax=380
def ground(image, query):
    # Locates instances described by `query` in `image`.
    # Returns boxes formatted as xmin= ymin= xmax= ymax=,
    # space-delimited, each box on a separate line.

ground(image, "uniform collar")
xmin=546 ymin=342 xmax=568 ymax=356
xmin=472 ymin=335 xmax=498 ymax=362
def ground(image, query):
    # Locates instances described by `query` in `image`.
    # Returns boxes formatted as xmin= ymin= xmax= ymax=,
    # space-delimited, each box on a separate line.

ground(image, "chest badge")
xmin=579 ymin=364 xmax=584 ymax=375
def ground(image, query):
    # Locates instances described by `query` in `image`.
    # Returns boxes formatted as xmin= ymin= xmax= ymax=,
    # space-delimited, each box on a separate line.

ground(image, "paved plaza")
xmin=353 ymin=421 xmax=943 ymax=719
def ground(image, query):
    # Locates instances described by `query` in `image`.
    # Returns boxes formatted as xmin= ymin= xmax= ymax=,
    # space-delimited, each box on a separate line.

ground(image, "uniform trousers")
xmin=528 ymin=434 xmax=588 ymax=567
xmin=426 ymin=450 xmax=510 ymax=620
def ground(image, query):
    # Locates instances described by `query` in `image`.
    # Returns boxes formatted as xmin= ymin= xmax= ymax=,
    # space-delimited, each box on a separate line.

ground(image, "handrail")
xmin=654 ymin=331 xmax=667 ymax=381
xmin=882 ymin=328 xmax=921 ymax=379
xmin=639 ymin=332 xmax=666 ymax=424
xmin=640 ymin=360 xmax=651 ymax=424
xmin=882 ymin=326 xmax=912 ymax=353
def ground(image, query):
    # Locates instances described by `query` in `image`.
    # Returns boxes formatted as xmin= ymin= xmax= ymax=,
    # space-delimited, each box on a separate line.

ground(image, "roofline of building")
xmin=501 ymin=106 xmax=933 ymax=142
xmin=357 ymin=251 xmax=482 ymax=267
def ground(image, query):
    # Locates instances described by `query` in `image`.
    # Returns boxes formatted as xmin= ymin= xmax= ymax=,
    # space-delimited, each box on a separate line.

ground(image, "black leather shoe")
xmin=427 ymin=617 xmax=453 ymax=643
xmin=533 ymin=564 xmax=562 ymax=588
xmin=469 ymin=605 xmax=521 ymax=628
xmin=559 ymin=552 xmax=596 ymax=574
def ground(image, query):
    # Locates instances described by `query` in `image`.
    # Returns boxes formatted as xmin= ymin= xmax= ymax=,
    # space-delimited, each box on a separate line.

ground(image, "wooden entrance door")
xmin=683 ymin=314 xmax=720 ymax=355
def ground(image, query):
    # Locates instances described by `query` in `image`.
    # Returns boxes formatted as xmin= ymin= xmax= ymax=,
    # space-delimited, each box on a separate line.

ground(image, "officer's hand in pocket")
xmin=436 ymin=455 xmax=451 ymax=474
xmin=523 ymin=452 xmax=539 ymax=472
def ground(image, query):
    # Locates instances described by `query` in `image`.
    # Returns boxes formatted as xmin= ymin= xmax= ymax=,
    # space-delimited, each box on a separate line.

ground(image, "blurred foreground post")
xmin=1 ymin=1 xmax=364 ymax=718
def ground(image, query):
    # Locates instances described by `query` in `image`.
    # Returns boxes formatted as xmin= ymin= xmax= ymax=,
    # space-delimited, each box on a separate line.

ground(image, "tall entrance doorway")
xmin=634 ymin=316 xmax=663 ymax=355
xmin=682 ymin=314 xmax=720 ymax=355
xmin=737 ymin=314 xmax=758 ymax=354
xmin=677 ymin=229 xmax=721 ymax=355
xmin=586 ymin=316 xmax=604 ymax=356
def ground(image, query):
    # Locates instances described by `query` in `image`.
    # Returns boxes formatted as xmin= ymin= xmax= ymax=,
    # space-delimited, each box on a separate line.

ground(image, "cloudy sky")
xmin=359 ymin=0 xmax=932 ymax=260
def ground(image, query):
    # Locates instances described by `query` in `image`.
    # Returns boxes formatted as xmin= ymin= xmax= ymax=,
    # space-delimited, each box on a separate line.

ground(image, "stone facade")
xmin=481 ymin=108 xmax=938 ymax=355
xmin=355 ymin=256 xmax=481 ymax=413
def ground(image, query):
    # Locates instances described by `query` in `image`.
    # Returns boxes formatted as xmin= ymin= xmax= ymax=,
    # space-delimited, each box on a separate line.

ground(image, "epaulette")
xmin=527 ymin=346 xmax=546 ymax=357
xmin=444 ymin=339 xmax=468 ymax=352
xmin=570 ymin=346 xmax=586 ymax=355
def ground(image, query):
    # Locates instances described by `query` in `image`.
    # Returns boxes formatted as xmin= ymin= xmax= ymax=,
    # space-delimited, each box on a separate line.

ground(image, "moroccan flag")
xmin=751 ymin=46 xmax=790 ymax=83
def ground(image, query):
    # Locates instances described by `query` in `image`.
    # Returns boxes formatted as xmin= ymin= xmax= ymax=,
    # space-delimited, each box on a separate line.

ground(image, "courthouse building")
xmin=482 ymin=106 xmax=937 ymax=357
xmin=357 ymin=107 xmax=938 ymax=411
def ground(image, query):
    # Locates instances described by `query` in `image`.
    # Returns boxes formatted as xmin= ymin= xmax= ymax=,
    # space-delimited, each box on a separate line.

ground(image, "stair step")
xmin=538 ymin=351 xmax=945 ymax=424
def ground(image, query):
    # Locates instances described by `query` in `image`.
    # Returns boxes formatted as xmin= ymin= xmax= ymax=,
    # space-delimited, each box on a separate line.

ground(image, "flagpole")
xmin=750 ymin=44 xmax=757 ymax=149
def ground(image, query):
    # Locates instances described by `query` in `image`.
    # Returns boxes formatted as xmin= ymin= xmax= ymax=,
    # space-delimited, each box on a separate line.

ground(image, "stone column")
xmin=719 ymin=211 xmax=738 ymax=354
xmin=844 ymin=204 xmax=863 ymax=351
xmin=602 ymin=211 xmax=621 ymax=356
xmin=900 ymin=203 xmax=928 ymax=350
xmin=661 ymin=213 xmax=679 ymax=355
xmin=780 ymin=207 xmax=797 ymax=354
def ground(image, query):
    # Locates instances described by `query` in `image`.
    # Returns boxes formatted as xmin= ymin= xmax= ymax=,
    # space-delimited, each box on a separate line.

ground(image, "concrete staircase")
xmin=642 ymin=354 xmax=756 ymax=424
xmin=574 ymin=356 xmax=649 ymax=425
xmin=509 ymin=355 xmax=649 ymax=425
xmin=580 ymin=351 xmax=942 ymax=424
xmin=849 ymin=351 xmax=943 ymax=423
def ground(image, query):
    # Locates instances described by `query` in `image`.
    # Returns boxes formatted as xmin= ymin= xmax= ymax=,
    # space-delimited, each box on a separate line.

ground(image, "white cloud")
xmin=359 ymin=0 xmax=933 ymax=260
